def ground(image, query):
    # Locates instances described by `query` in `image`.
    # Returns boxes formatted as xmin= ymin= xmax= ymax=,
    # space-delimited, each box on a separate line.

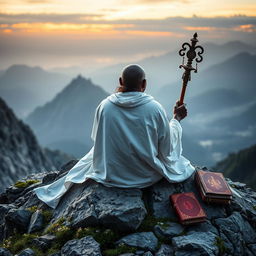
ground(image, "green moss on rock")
xmin=14 ymin=179 xmax=40 ymax=188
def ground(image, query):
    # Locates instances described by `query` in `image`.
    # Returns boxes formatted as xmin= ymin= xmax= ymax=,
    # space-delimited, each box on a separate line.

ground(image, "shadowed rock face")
xmin=0 ymin=97 xmax=73 ymax=193
xmin=0 ymin=164 xmax=256 ymax=256
xmin=0 ymin=97 xmax=55 ymax=192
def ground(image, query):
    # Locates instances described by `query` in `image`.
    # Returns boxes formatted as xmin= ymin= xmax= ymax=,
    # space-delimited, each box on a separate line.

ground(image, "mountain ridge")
xmin=26 ymin=75 xmax=109 ymax=157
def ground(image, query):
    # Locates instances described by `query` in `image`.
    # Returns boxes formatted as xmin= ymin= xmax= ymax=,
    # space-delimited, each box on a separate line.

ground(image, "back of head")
xmin=117 ymin=64 xmax=146 ymax=92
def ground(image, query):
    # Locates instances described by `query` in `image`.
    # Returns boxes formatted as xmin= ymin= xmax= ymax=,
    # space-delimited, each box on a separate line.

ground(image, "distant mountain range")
xmin=1 ymin=40 xmax=255 ymax=167
xmin=0 ymin=65 xmax=71 ymax=118
xmin=213 ymin=144 xmax=256 ymax=189
xmin=154 ymin=52 xmax=256 ymax=164
xmin=89 ymin=41 xmax=256 ymax=94
xmin=26 ymin=75 xmax=109 ymax=157
xmin=0 ymin=97 xmax=72 ymax=192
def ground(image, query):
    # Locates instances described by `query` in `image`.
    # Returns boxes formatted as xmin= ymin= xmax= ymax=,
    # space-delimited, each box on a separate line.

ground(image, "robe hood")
xmin=107 ymin=92 xmax=154 ymax=108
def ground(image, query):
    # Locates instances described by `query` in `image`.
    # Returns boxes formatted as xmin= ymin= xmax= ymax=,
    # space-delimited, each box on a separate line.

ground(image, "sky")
xmin=0 ymin=0 xmax=255 ymax=70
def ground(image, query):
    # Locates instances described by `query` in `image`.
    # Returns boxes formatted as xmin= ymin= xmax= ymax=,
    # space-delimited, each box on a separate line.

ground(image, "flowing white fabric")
xmin=34 ymin=92 xmax=195 ymax=209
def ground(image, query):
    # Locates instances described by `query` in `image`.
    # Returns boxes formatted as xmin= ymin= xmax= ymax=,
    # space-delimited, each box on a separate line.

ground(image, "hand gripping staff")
xmin=178 ymin=32 xmax=204 ymax=105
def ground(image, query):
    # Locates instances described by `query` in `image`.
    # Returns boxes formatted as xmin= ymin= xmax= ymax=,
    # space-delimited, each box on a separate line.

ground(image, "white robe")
xmin=33 ymin=92 xmax=195 ymax=209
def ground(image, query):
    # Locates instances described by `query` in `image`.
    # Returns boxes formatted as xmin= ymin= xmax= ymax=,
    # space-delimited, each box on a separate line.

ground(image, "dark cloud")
xmin=0 ymin=14 xmax=255 ymax=69
xmin=0 ymin=13 xmax=103 ymax=24
xmin=0 ymin=13 xmax=255 ymax=30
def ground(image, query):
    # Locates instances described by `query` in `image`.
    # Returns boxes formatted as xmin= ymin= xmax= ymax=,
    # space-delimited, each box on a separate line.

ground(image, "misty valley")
xmin=0 ymin=40 xmax=256 ymax=191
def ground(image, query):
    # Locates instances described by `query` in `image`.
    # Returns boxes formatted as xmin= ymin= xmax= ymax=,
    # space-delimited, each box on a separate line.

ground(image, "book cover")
xmin=196 ymin=170 xmax=232 ymax=196
xmin=170 ymin=192 xmax=206 ymax=224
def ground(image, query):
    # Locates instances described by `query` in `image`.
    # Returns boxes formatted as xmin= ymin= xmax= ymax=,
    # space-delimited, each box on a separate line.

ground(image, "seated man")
xmin=34 ymin=64 xmax=195 ymax=209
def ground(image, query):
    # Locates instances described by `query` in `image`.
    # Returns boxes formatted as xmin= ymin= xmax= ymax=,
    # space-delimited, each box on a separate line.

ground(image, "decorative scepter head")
xmin=178 ymin=32 xmax=204 ymax=104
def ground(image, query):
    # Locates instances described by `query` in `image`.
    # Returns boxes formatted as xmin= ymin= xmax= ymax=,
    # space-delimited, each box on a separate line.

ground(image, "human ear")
xmin=141 ymin=79 xmax=146 ymax=92
xmin=119 ymin=77 xmax=123 ymax=85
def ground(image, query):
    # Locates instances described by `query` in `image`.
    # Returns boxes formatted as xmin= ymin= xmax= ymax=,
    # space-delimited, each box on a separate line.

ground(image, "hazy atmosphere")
xmin=0 ymin=0 xmax=256 ymax=70
xmin=1 ymin=1 xmax=256 ymax=255
xmin=0 ymin=0 xmax=256 ymax=187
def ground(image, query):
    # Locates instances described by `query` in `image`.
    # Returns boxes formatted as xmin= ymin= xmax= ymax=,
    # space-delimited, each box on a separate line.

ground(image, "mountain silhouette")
xmin=213 ymin=144 xmax=256 ymax=189
xmin=0 ymin=64 xmax=71 ymax=118
xmin=26 ymin=75 xmax=109 ymax=157
xmin=89 ymin=41 xmax=256 ymax=94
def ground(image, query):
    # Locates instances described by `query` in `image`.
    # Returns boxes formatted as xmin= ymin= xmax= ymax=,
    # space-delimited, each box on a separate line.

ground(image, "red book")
xmin=196 ymin=170 xmax=232 ymax=204
xmin=170 ymin=192 xmax=207 ymax=225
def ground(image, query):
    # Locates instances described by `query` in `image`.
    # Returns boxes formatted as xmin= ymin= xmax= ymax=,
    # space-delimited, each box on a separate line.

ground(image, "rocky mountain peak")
xmin=0 ymin=163 xmax=255 ymax=256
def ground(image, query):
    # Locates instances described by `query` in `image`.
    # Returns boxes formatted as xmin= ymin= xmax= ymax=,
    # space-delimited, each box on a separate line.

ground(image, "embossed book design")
xmin=170 ymin=192 xmax=207 ymax=225
xmin=195 ymin=170 xmax=232 ymax=204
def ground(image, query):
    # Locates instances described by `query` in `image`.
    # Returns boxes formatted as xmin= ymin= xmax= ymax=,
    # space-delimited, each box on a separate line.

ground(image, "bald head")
xmin=119 ymin=64 xmax=146 ymax=92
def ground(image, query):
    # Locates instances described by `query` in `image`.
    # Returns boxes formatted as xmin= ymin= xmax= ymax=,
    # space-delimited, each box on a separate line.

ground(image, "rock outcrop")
xmin=0 ymin=163 xmax=256 ymax=256
xmin=0 ymin=97 xmax=72 ymax=193
xmin=0 ymin=97 xmax=55 ymax=192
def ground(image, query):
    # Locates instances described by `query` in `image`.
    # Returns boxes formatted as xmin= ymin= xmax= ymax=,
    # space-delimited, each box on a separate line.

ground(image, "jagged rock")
xmin=155 ymin=244 xmax=174 ymax=256
xmin=0 ymin=205 xmax=14 ymax=225
xmin=61 ymin=236 xmax=102 ymax=256
xmin=172 ymin=231 xmax=218 ymax=256
xmin=0 ymin=98 xmax=56 ymax=193
xmin=16 ymin=248 xmax=35 ymax=256
xmin=225 ymin=187 xmax=256 ymax=228
xmin=0 ymin=192 xmax=8 ymax=204
xmin=0 ymin=248 xmax=12 ymax=256
xmin=53 ymin=181 xmax=147 ymax=232
xmin=247 ymin=244 xmax=256 ymax=255
xmin=0 ymin=204 xmax=16 ymax=242
xmin=214 ymin=211 xmax=256 ymax=255
xmin=56 ymin=160 xmax=79 ymax=179
xmin=117 ymin=232 xmax=158 ymax=252
xmin=5 ymin=209 xmax=32 ymax=232
xmin=147 ymin=178 xmax=180 ymax=220
xmin=135 ymin=251 xmax=145 ymax=255
xmin=186 ymin=220 xmax=218 ymax=235
xmin=142 ymin=252 xmax=153 ymax=256
xmin=154 ymin=222 xmax=184 ymax=240
xmin=27 ymin=210 xmax=44 ymax=233
xmin=42 ymin=172 xmax=58 ymax=184
xmin=49 ymin=253 xmax=61 ymax=256
xmin=32 ymin=234 xmax=56 ymax=251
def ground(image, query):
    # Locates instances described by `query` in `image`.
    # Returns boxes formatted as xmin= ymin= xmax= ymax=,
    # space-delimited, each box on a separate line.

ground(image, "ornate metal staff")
xmin=178 ymin=32 xmax=204 ymax=105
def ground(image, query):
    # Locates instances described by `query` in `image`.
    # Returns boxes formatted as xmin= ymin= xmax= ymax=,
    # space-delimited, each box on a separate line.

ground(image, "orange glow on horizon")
xmin=0 ymin=22 xmax=183 ymax=38
xmin=184 ymin=26 xmax=217 ymax=31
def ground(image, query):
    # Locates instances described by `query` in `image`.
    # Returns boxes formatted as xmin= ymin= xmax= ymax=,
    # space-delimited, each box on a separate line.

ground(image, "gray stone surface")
xmin=155 ymin=244 xmax=174 ymax=256
xmin=172 ymin=231 xmax=218 ymax=256
xmin=27 ymin=210 xmax=44 ymax=233
xmin=247 ymin=244 xmax=256 ymax=256
xmin=17 ymin=248 xmax=35 ymax=256
xmin=5 ymin=209 xmax=32 ymax=232
xmin=61 ymin=236 xmax=102 ymax=256
xmin=154 ymin=222 xmax=184 ymax=240
xmin=0 ymin=248 xmax=12 ymax=256
xmin=0 ymin=98 xmax=57 ymax=194
xmin=214 ymin=211 xmax=256 ymax=255
xmin=117 ymin=232 xmax=158 ymax=252
xmin=53 ymin=181 xmax=147 ymax=232
xmin=49 ymin=253 xmax=61 ymax=256
xmin=32 ymin=234 xmax=56 ymax=251
xmin=142 ymin=252 xmax=153 ymax=256
xmin=186 ymin=220 xmax=218 ymax=235
xmin=147 ymin=179 xmax=179 ymax=220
